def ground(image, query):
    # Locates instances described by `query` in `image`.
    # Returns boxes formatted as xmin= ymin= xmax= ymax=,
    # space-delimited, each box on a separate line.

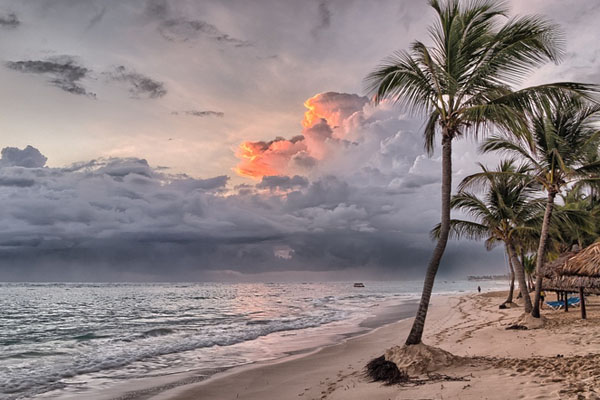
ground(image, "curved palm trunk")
xmin=504 ymin=250 xmax=515 ymax=304
xmin=531 ymin=191 xmax=557 ymax=318
xmin=507 ymin=242 xmax=532 ymax=312
xmin=405 ymin=135 xmax=452 ymax=346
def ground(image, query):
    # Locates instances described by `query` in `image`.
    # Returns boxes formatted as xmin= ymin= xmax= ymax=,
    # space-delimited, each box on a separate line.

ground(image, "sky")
xmin=0 ymin=0 xmax=598 ymax=281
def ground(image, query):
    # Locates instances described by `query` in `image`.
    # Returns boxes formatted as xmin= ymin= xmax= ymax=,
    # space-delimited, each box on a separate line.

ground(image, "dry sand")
xmin=153 ymin=291 xmax=600 ymax=400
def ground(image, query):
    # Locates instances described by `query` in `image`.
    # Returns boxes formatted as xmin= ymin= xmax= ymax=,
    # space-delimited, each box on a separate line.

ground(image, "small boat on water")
xmin=353 ymin=282 xmax=365 ymax=288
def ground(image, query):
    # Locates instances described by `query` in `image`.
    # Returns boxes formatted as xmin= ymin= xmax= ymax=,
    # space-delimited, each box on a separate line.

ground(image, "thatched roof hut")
xmin=541 ymin=250 xmax=579 ymax=280
xmin=541 ymin=242 xmax=600 ymax=318
xmin=562 ymin=242 xmax=600 ymax=277
xmin=542 ymin=245 xmax=600 ymax=293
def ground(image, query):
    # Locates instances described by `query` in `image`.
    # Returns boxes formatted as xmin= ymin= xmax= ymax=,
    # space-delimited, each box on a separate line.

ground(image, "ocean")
xmin=0 ymin=280 xmax=505 ymax=399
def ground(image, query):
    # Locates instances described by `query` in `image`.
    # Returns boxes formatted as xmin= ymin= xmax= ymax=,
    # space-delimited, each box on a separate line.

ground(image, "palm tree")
xmin=552 ymin=189 xmax=595 ymax=253
xmin=481 ymin=96 xmax=600 ymax=318
xmin=433 ymin=160 xmax=541 ymax=312
xmin=522 ymin=253 xmax=536 ymax=291
xmin=365 ymin=0 xmax=593 ymax=345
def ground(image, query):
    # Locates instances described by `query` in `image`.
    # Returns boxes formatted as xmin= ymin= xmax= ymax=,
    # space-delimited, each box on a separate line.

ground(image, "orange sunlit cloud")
xmin=234 ymin=136 xmax=306 ymax=179
xmin=234 ymin=92 xmax=369 ymax=179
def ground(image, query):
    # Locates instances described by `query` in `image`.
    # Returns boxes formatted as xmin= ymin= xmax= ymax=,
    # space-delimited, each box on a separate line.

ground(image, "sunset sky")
xmin=0 ymin=0 xmax=598 ymax=281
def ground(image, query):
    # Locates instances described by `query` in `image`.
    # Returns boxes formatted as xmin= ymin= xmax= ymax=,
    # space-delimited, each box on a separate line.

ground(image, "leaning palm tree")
xmin=365 ymin=0 xmax=595 ymax=345
xmin=433 ymin=160 xmax=541 ymax=312
xmin=481 ymin=96 xmax=600 ymax=318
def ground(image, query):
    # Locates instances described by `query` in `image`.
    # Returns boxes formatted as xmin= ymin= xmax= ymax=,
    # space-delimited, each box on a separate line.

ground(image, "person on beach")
xmin=540 ymin=291 xmax=546 ymax=309
xmin=478 ymin=286 xmax=481 ymax=293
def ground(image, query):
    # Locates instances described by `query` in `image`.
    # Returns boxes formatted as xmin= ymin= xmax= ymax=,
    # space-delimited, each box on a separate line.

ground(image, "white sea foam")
xmin=0 ymin=280 xmax=505 ymax=399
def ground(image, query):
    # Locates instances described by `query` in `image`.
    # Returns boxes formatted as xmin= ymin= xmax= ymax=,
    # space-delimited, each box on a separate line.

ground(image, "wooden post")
xmin=556 ymin=291 xmax=560 ymax=301
xmin=565 ymin=291 xmax=569 ymax=312
xmin=579 ymin=287 xmax=587 ymax=320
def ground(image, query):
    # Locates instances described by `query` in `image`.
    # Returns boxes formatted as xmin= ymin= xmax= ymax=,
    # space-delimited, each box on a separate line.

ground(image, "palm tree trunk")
xmin=507 ymin=242 xmax=532 ymax=312
xmin=531 ymin=191 xmax=557 ymax=318
xmin=504 ymin=250 xmax=515 ymax=304
xmin=520 ymin=251 xmax=531 ymax=291
xmin=405 ymin=134 xmax=452 ymax=346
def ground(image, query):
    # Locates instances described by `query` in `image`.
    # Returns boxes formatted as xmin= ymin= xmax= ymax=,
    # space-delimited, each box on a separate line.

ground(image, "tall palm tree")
xmin=481 ymin=96 xmax=600 ymax=318
xmin=365 ymin=0 xmax=593 ymax=345
xmin=433 ymin=160 xmax=541 ymax=312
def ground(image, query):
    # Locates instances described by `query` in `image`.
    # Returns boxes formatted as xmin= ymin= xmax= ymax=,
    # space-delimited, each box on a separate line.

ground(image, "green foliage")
xmin=365 ymin=0 xmax=596 ymax=155
xmin=431 ymin=160 xmax=542 ymax=247
xmin=480 ymin=95 xmax=600 ymax=194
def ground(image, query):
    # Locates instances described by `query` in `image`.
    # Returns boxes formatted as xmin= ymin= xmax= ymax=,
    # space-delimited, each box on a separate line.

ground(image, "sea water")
xmin=0 ymin=280 xmax=505 ymax=399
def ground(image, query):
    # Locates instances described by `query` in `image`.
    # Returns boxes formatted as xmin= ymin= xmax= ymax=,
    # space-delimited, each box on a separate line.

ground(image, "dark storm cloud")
xmin=257 ymin=175 xmax=309 ymax=191
xmin=5 ymin=56 xmax=94 ymax=97
xmin=0 ymin=11 xmax=19 ymax=28
xmin=172 ymin=110 xmax=225 ymax=118
xmin=0 ymin=142 xmax=505 ymax=281
xmin=106 ymin=65 xmax=166 ymax=98
xmin=97 ymin=157 xmax=154 ymax=177
xmin=0 ymin=145 xmax=47 ymax=168
xmin=168 ymin=175 xmax=229 ymax=192
xmin=0 ymin=177 xmax=35 ymax=187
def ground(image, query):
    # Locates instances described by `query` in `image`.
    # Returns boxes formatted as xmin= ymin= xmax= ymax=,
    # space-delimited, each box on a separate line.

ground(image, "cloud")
xmin=0 ymin=11 xmax=19 ymax=28
xmin=0 ymin=140 xmax=504 ymax=281
xmin=311 ymin=1 xmax=332 ymax=37
xmin=144 ymin=0 xmax=250 ymax=47
xmin=0 ymin=88 xmax=505 ymax=281
xmin=0 ymin=145 xmax=47 ymax=168
xmin=106 ymin=65 xmax=167 ymax=98
xmin=172 ymin=110 xmax=224 ymax=118
xmin=159 ymin=18 xmax=251 ymax=47
xmin=301 ymin=92 xmax=369 ymax=131
xmin=256 ymin=175 xmax=309 ymax=191
xmin=144 ymin=0 xmax=171 ymax=20
xmin=86 ymin=6 xmax=106 ymax=30
xmin=5 ymin=56 xmax=94 ymax=97
xmin=96 ymin=157 xmax=154 ymax=177
xmin=273 ymin=245 xmax=294 ymax=260
xmin=235 ymin=92 xmax=369 ymax=179
xmin=235 ymin=135 xmax=307 ymax=178
xmin=6 ymin=56 xmax=166 ymax=100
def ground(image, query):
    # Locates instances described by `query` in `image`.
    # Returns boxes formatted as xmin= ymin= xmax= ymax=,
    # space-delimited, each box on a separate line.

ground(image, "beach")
xmin=156 ymin=291 xmax=600 ymax=400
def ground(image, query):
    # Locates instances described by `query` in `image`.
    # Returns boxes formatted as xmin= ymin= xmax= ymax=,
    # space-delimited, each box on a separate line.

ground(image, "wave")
xmin=0 ymin=312 xmax=347 ymax=397
xmin=246 ymin=319 xmax=272 ymax=325
xmin=139 ymin=328 xmax=175 ymax=338
xmin=73 ymin=332 xmax=111 ymax=341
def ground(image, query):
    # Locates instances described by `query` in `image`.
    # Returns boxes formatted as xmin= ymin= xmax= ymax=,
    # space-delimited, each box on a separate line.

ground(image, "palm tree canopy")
xmin=365 ymin=0 xmax=597 ymax=154
xmin=431 ymin=160 xmax=542 ymax=247
xmin=480 ymin=95 xmax=600 ymax=193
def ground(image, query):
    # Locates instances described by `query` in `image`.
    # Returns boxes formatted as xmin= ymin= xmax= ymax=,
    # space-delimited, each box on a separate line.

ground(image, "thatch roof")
xmin=561 ymin=242 xmax=600 ymax=278
xmin=541 ymin=241 xmax=600 ymax=293
xmin=544 ymin=275 xmax=600 ymax=293
xmin=541 ymin=250 xmax=579 ymax=279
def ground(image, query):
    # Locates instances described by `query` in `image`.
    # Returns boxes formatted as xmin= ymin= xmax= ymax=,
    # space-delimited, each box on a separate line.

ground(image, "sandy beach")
xmin=152 ymin=291 xmax=600 ymax=400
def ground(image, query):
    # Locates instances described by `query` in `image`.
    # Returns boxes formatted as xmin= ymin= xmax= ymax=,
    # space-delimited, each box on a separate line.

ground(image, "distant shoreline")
xmin=467 ymin=274 xmax=510 ymax=281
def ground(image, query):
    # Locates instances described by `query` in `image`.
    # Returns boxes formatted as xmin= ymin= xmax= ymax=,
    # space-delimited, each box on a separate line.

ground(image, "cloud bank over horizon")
xmin=0 ymin=90 xmax=505 ymax=282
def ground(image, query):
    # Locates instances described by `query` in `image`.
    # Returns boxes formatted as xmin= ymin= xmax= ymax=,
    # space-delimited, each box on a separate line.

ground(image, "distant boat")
xmin=353 ymin=282 xmax=365 ymax=288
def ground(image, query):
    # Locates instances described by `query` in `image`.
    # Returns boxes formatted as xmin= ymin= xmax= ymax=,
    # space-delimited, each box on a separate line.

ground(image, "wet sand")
xmin=155 ymin=290 xmax=600 ymax=400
